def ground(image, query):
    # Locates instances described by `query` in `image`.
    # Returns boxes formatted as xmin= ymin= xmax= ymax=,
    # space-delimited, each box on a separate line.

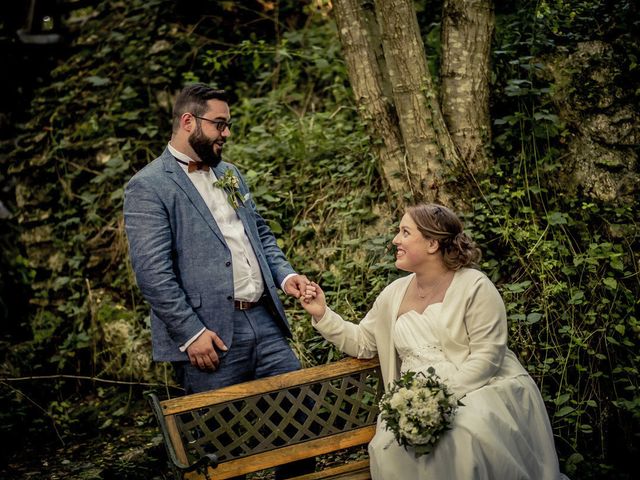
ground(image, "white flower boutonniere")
xmin=214 ymin=169 xmax=245 ymax=210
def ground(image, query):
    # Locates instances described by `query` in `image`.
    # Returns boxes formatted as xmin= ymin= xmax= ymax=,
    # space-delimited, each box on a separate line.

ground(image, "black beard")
xmin=189 ymin=128 xmax=223 ymax=167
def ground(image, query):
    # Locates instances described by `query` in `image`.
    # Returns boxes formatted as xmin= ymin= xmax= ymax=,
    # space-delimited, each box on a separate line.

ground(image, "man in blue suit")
xmin=124 ymin=84 xmax=311 ymax=396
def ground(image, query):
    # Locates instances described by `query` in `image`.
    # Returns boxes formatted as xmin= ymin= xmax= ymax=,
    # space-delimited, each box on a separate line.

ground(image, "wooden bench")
xmin=148 ymin=357 xmax=383 ymax=479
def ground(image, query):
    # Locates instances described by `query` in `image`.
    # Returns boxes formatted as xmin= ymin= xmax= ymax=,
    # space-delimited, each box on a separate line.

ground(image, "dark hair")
xmin=172 ymin=83 xmax=229 ymax=132
xmin=406 ymin=203 xmax=481 ymax=270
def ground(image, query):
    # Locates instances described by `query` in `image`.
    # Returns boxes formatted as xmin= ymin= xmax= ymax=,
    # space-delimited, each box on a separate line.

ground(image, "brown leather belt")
xmin=234 ymin=297 xmax=265 ymax=310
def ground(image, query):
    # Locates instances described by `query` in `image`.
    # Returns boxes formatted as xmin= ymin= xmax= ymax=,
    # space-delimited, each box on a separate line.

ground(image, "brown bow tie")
xmin=175 ymin=158 xmax=210 ymax=173
xmin=187 ymin=161 xmax=210 ymax=173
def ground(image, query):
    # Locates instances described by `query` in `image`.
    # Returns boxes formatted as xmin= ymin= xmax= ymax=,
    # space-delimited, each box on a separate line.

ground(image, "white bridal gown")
xmin=368 ymin=305 xmax=562 ymax=480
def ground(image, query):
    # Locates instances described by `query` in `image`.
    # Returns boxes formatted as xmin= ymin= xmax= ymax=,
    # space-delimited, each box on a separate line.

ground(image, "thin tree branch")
xmin=0 ymin=381 xmax=66 ymax=445
xmin=0 ymin=374 xmax=184 ymax=390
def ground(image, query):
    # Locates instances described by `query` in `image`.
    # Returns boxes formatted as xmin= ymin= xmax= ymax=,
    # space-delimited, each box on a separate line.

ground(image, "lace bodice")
xmin=394 ymin=304 xmax=458 ymax=381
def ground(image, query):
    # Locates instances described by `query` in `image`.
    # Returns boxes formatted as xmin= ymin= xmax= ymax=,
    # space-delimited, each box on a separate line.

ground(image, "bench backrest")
xmin=149 ymin=357 xmax=383 ymax=479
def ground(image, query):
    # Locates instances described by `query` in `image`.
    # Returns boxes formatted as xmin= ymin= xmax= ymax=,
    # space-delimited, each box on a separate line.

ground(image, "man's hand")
xmin=186 ymin=329 xmax=228 ymax=371
xmin=284 ymin=274 xmax=311 ymax=298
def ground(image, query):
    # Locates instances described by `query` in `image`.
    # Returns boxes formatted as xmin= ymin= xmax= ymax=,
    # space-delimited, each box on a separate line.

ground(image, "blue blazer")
xmin=123 ymin=148 xmax=295 ymax=361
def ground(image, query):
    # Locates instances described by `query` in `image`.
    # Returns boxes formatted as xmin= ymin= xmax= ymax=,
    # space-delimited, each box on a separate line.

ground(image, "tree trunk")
xmin=333 ymin=0 xmax=495 ymax=203
xmin=373 ymin=0 xmax=459 ymax=203
xmin=332 ymin=0 xmax=408 ymax=198
xmin=441 ymin=0 xmax=494 ymax=174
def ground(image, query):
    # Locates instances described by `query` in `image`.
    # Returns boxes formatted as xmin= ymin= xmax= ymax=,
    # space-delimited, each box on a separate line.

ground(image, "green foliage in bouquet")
xmin=379 ymin=367 xmax=462 ymax=458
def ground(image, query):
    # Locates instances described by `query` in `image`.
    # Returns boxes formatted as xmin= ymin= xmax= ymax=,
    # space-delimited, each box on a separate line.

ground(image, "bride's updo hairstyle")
xmin=406 ymin=203 xmax=481 ymax=270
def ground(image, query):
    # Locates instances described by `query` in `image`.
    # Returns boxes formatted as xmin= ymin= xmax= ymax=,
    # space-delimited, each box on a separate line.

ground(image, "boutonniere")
xmin=214 ymin=169 xmax=245 ymax=210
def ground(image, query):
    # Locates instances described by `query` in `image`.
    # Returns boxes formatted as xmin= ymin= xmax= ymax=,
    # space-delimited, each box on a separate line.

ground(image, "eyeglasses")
xmin=191 ymin=115 xmax=232 ymax=132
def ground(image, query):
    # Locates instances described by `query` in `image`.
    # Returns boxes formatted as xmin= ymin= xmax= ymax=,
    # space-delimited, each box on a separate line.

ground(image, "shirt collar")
xmin=167 ymin=142 xmax=218 ymax=179
xmin=167 ymin=142 xmax=195 ymax=165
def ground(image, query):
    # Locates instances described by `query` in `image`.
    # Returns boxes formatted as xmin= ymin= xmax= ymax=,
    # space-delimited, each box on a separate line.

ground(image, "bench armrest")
xmin=148 ymin=393 xmax=218 ymax=477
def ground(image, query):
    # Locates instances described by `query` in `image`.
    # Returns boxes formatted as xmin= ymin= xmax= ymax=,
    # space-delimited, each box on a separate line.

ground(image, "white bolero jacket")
xmin=313 ymin=268 xmax=528 ymax=397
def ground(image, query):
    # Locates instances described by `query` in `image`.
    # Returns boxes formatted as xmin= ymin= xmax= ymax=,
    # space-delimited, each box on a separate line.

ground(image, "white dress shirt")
xmin=167 ymin=144 xmax=294 ymax=351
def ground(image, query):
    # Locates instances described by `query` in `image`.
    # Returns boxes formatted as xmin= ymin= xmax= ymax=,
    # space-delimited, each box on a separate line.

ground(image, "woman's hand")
xmin=300 ymin=281 xmax=327 ymax=321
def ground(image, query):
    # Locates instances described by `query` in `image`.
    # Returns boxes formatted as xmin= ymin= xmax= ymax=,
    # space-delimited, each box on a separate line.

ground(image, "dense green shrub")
xmin=483 ymin=2 xmax=639 ymax=477
xmin=0 ymin=1 xmax=637 ymax=478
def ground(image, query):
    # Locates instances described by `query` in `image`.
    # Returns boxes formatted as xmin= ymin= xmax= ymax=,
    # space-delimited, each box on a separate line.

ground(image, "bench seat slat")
xmin=294 ymin=459 xmax=371 ymax=480
xmin=183 ymin=426 xmax=376 ymax=480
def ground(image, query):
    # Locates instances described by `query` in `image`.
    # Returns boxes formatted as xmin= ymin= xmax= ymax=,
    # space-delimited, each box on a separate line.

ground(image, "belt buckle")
xmin=237 ymin=300 xmax=251 ymax=310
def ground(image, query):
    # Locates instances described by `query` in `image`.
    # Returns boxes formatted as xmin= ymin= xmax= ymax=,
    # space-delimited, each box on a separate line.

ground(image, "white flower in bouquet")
xmin=379 ymin=367 xmax=462 ymax=457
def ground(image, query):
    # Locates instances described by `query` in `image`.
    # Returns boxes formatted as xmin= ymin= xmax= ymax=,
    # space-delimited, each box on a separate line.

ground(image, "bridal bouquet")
xmin=379 ymin=367 xmax=461 ymax=457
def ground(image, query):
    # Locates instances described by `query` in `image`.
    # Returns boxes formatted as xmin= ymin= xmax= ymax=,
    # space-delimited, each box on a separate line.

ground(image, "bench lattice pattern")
xmin=176 ymin=366 xmax=382 ymax=463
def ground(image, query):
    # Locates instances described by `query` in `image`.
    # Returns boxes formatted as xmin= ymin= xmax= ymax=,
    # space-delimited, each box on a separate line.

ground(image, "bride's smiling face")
xmin=392 ymin=213 xmax=433 ymax=272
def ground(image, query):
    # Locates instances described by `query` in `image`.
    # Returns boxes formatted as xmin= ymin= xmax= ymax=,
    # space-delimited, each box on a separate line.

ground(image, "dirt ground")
xmin=0 ymin=394 xmax=366 ymax=480
xmin=1 ymin=422 xmax=169 ymax=480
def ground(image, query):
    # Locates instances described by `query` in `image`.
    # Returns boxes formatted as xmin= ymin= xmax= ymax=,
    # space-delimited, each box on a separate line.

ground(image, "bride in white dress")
xmin=301 ymin=203 xmax=564 ymax=480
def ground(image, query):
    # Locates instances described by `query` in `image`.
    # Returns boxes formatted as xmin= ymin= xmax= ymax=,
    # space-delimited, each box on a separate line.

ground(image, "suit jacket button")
xmin=225 ymin=261 xmax=231 ymax=267
xmin=227 ymin=296 xmax=232 ymax=301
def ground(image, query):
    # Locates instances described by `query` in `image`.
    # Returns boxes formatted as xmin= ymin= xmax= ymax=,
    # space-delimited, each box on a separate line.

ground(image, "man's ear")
xmin=181 ymin=112 xmax=194 ymax=132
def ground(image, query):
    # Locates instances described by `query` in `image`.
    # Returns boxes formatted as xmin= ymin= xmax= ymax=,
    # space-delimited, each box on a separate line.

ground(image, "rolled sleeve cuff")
xmin=281 ymin=272 xmax=297 ymax=291
xmin=179 ymin=327 xmax=206 ymax=352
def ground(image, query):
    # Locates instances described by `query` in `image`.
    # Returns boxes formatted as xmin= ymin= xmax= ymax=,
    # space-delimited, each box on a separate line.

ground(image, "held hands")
xmin=299 ymin=281 xmax=326 ymax=321
xmin=186 ymin=329 xmax=228 ymax=371
xmin=284 ymin=274 xmax=312 ymax=299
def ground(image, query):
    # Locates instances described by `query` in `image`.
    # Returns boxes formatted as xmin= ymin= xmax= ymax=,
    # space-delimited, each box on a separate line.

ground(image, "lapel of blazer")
xmin=162 ymin=150 xmax=226 ymax=245
xmin=213 ymin=163 xmax=263 ymax=259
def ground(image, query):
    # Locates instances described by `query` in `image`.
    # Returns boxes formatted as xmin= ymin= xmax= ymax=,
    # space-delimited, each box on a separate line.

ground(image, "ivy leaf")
xmin=526 ymin=312 xmax=543 ymax=324
xmin=110 ymin=188 xmax=124 ymax=201
xmin=268 ymin=219 xmax=283 ymax=234
xmin=85 ymin=76 xmax=111 ymax=86
xmin=99 ymin=418 xmax=113 ymax=429
xmin=568 ymin=290 xmax=585 ymax=304
xmin=533 ymin=112 xmax=559 ymax=123
xmin=113 ymin=406 xmax=128 ymax=417
xmin=610 ymin=257 xmax=624 ymax=271
xmin=547 ymin=211 xmax=568 ymax=225
xmin=555 ymin=406 xmax=575 ymax=417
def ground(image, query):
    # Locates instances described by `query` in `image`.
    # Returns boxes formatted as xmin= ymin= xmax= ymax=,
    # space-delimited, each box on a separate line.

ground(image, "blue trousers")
xmin=174 ymin=304 xmax=301 ymax=394
xmin=173 ymin=304 xmax=313 ymax=479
